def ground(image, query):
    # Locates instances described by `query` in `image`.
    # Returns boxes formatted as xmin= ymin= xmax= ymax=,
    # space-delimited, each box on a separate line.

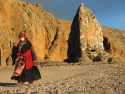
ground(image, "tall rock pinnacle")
xmin=78 ymin=3 xmax=104 ymax=51
xmin=68 ymin=3 xmax=104 ymax=61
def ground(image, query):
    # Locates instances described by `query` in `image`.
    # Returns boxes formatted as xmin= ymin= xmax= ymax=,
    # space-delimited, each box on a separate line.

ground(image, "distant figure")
xmin=11 ymin=31 xmax=41 ymax=93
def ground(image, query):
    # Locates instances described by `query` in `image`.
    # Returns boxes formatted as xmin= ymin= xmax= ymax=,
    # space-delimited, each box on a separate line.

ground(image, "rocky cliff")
xmin=103 ymin=27 xmax=125 ymax=60
xmin=0 ymin=0 xmax=69 ymax=65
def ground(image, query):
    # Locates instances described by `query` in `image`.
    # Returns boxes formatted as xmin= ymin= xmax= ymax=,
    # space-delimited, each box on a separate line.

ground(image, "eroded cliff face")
xmin=0 ymin=0 xmax=69 ymax=64
xmin=103 ymin=27 xmax=125 ymax=60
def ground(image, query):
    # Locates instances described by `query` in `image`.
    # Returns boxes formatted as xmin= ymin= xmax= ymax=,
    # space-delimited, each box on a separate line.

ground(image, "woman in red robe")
xmin=11 ymin=31 xmax=41 ymax=84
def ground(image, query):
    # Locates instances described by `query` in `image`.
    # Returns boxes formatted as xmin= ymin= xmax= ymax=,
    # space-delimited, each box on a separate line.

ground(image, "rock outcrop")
xmin=68 ymin=3 xmax=104 ymax=61
xmin=78 ymin=3 xmax=104 ymax=51
xmin=103 ymin=27 xmax=125 ymax=60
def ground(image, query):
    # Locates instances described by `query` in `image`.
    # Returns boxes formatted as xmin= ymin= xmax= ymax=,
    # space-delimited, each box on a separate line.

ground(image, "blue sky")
xmin=25 ymin=0 xmax=125 ymax=30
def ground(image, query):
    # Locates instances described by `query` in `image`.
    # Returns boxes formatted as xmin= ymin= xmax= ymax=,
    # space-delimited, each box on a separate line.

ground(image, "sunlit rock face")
xmin=0 ymin=0 xmax=69 ymax=64
xmin=68 ymin=3 xmax=104 ymax=61
xmin=78 ymin=3 xmax=104 ymax=52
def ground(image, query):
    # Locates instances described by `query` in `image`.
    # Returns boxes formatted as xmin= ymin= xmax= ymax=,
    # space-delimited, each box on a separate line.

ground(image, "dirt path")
xmin=0 ymin=63 xmax=125 ymax=94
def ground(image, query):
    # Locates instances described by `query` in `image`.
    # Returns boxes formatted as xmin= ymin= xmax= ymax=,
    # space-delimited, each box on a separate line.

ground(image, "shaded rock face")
xmin=103 ymin=36 xmax=111 ymax=52
xmin=68 ymin=3 xmax=104 ymax=61
xmin=0 ymin=0 xmax=69 ymax=64
xmin=67 ymin=11 xmax=81 ymax=62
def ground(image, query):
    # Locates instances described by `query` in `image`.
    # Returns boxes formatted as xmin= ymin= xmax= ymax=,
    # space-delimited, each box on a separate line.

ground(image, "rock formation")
xmin=79 ymin=3 xmax=104 ymax=51
xmin=68 ymin=3 xmax=104 ymax=61
xmin=103 ymin=27 xmax=125 ymax=60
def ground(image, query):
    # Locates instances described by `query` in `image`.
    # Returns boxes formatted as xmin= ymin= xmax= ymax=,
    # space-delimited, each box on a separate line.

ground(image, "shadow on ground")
xmin=0 ymin=82 xmax=16 ymax=87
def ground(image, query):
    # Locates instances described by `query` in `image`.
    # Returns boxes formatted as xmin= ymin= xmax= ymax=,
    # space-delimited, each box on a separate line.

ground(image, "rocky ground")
xmin=0 ymin=61 xmax=125 ymax=94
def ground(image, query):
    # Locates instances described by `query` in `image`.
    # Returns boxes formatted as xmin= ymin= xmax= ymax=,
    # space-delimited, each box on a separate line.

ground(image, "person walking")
xmin=11 ymin=31 xmax=41 ymax=93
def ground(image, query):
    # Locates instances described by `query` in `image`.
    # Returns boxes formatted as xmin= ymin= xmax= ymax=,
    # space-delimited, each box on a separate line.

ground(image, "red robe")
xmin=16 ymin=40 xmax=33 ymax=70
xmin=11 ymin=40 xmax=41 ymax=82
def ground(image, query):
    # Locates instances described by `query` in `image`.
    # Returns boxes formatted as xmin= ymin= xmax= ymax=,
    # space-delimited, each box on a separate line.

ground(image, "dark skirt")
xmin=11 ymin=66 xmax=41 ymax=83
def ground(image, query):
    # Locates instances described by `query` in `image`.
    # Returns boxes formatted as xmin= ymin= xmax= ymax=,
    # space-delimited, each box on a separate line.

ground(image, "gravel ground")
xmin=0 ymin=62 xmax=125 ymax=94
